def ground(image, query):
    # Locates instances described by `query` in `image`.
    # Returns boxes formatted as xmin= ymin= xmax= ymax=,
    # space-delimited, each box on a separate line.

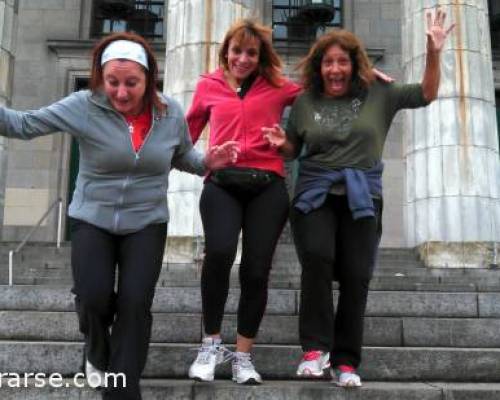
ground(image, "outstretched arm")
xmin=421 ymin=8 xmax=455 ymax=102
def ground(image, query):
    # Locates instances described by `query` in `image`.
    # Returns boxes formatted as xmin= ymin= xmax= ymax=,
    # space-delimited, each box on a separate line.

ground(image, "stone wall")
xmin=2 ymin=0 xmax=82 ymax=241
xmin=0 ymin=0 xmax=17 ymax=233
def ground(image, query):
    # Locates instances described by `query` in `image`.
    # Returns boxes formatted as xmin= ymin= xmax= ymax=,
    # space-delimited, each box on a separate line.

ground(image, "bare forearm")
xmin=422 ymin=50 xmax=441 ymax=102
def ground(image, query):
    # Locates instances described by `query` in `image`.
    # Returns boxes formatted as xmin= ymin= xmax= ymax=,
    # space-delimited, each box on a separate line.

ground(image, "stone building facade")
xmin=0 ymin=0 xmax=498 ymax=267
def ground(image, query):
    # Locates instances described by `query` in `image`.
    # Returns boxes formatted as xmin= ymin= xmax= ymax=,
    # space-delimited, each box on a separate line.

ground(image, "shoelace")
xmin=303 ymin=350 xmax=323 ymax=361
xmin=192 ymin=344 xmax=233 ymax=364
xmin=233 ymin=353 xmax=256 ymax=370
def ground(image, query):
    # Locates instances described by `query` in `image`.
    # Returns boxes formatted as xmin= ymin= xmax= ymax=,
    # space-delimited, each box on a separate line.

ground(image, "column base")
xmin=164 ymin=235 xmax=243 ymax=264
xmin=417 ymin=242 xmax=500 ymax=268
xmin=164 ymin=236 xmax=204 ymax=264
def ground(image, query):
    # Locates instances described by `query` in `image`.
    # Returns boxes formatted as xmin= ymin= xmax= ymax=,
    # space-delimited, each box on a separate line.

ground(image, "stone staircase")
xmin=0 ymin=242 xmax=499 ymax=399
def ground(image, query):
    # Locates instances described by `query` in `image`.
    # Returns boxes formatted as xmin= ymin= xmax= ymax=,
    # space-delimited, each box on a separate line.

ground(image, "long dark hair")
xmin=89 ymin=32 xmax=164 ymax=112
xmin=299 ymin=29 xmax=375 ymax=97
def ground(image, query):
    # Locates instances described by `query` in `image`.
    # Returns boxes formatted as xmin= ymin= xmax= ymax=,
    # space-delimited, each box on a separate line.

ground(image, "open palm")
xmin=262 ymin=124 xmax=286 ymax=148
xmin=426 ymin=8 xmax=455 ymax=52
xmin=205 ymin=141 xmax=240 ymax=170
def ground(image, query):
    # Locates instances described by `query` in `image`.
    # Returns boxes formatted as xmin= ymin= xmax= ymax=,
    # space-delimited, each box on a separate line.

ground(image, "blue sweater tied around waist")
xmin=293 ymin=161 xmax=384 ymax=219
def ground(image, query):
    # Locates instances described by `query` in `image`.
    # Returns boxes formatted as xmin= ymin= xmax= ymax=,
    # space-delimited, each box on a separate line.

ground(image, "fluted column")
xmin=0 ymin=0 xmax=17 ymax=233
xmin=164 ymin=0 xmax=261 ymax=262
xmin=403 ymin=0 xmax=500 ymax=267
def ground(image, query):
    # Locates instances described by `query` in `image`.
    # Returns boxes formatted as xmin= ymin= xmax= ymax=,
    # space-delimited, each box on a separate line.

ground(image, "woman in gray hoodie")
xmin=0 ymin=32 xmax=237 ymax=400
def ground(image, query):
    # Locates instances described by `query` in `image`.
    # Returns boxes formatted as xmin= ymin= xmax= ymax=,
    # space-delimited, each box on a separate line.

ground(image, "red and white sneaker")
xmin=296 ymin=351 xmax=330 ymax=377
xmin=331 ymin=365 xmax=362 ymax=387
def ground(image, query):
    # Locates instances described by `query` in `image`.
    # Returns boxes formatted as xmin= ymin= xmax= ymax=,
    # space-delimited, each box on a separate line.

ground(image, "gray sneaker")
xmin=188 ymin=337 xmax=229 ymax=382
xmin=296 ymin=351 xmax=330 ymax=377
xmin=231 ymin=352 xmax=263 ymax=384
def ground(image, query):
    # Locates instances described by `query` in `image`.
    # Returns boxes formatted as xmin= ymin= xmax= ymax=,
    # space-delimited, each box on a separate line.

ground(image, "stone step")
xmin=2 ymin=311 xmax=500 ymax=348
xmin=0 ymin=342 xmax=499 ymax=381
xmin=0 ymin=255 xmax=424 ymax=270
xmin=7 ymin=264 xmax=497 ymax=278
xmin=1 ymin=242 xmax=498 ymax=289
xmin=2 ymin=264 xmax=499 ymax=290
xmin=0 ymin=261 xmax=431 ymax=273
xmin=0 ymin=243 xmax=424 ymax=271
xmin=273 ymin=244 xmax=419 ymax=258
xmin=6 ymin=276 xmax=500 ymax=292
xmin=1 ymin=380 xmax=500 ymax=400
xmin=2 ymin=380 xmax=500 ymax=400
xmin=0 ymin=286 xmax=497 ymax=317
xmin=269 ymin=279 xmax=500 ymax=293
xmin=0 ymin=242 xmax=414 ymax=256
xmin=0 ymin=247 xmax=71 ymax=261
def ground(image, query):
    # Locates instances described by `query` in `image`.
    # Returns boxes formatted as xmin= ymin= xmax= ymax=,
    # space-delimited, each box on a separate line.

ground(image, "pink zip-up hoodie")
xmin=186 ymin=68 xmax=301 ymax=177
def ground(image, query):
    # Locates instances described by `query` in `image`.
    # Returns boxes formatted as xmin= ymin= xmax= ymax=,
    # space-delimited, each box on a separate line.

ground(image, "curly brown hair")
xmin=299 ymin=29 xmax=375 ymax=97
xmin=89 ymin=32 xmax=164 ymax=113
xmin=218 ymin=19 xmax=285 ymax=88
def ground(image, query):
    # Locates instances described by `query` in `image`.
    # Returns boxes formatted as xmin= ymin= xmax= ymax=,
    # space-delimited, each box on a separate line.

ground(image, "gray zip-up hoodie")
xmin=0 ymin=90 xmax=206 ymax=234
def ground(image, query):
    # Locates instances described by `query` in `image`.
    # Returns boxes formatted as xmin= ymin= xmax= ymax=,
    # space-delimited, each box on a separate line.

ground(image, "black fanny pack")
xmin=210 ymin=167 xmax=279 ymax=193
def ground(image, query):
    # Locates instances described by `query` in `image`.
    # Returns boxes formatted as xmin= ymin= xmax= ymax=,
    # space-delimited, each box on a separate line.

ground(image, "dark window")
xmin=272 ymin=0 xmax=343 ymax=46
xmin=91 ymin=0 xmax=165 ymax=39
xmin=496 ymin=92 xmax=500 ymax=157
xmin=490 ymin=2 xmax=500 ymax=155
xmin=490 ymin=0 xmax=500 ymax=50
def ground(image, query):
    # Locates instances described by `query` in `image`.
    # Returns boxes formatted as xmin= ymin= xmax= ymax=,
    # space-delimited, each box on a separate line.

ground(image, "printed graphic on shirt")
xmin=313 ymin=98 xmax=362 ymax=132
xmin=310 ymin=97 xmax=363 ymax=153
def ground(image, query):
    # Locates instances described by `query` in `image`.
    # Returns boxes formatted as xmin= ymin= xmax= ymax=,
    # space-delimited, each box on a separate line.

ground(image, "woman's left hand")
xmin=204 ymin=141 xmax=240 ymax=170
xmin=426 ymin=7 xmax=455 ymax=53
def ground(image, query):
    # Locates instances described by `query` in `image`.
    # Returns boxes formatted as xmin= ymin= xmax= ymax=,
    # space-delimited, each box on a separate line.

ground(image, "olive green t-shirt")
xmin=286 ymin=81 xmax=430 ymax=170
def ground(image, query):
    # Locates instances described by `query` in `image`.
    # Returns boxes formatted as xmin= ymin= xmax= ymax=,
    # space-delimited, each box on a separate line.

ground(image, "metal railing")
xmin=8 ymin=197 xmax=64 ymax=286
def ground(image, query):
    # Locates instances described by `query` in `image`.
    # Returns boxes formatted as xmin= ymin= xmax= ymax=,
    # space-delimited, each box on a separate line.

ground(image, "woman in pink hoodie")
xmin=186 ymin=19 xmax=301 ymax=384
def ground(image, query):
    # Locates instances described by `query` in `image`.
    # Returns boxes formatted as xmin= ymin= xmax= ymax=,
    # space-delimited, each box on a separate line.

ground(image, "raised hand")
xmin=426 ymin=7 xmax=455 ymax=53
xmin=204 ymin=140 xmax=240 ymax=170
xmin=262 ymin=124 xmax=286 ymax=149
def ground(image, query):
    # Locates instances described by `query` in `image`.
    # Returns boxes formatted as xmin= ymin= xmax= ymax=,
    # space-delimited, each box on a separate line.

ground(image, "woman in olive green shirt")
xmin=263 ymin=8 xmax=454 ymax=387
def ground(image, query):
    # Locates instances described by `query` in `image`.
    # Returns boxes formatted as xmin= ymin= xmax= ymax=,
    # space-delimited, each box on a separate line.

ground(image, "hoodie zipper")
xmin=89 ymin=95 xmax=158 ymax=232
xmin=113 ymin=113 xmax=157 ymax=231
xmin=222 ymin=77 xmax=250 ymax=162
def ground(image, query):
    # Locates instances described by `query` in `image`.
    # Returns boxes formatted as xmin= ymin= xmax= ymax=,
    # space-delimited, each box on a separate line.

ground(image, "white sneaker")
xmin=296 ymin=350 xmax=330 ymax=377
xmin=331 ymin=366 xmax=362 ymax=388
xmin=231 ymin=352 xmax=262 ymax=384
xmin=188 ymin=337 xmax=228 ymax=382
xmin=85 ymin=360 xmax=106 ymax=388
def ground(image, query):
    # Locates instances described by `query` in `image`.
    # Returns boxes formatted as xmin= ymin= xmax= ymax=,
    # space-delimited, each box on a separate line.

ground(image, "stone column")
xmin=0 ymin=0 xmax=17 ymax=232
xmin=164 ymin=0 xmax=261 ymax=263
xmin=402 ymin=0 xmax=500 ymax=267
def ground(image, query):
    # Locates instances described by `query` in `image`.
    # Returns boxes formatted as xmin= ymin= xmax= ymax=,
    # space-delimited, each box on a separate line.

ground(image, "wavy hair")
xmin=89 ymin=32 xmax=164 ymax=113
xmin=299 ymin=29 xmax=375 ymax=97
xmin=218 ymin=19 xmax=285 ymax=87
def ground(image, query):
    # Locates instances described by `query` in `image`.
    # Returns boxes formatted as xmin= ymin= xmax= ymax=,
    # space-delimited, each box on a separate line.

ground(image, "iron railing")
xmin=8 ymin=197 xmax=63 ymax=286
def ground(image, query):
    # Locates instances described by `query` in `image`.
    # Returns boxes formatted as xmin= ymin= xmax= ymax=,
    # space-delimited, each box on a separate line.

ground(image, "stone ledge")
xmin=417 ymin=242 xmax=500 ymax=268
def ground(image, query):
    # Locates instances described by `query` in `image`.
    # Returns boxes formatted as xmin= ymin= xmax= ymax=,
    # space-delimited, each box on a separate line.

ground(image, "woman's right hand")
xmin=204 ymin=141 xmax=240 ymax=171
xmin=262 ymin=124 xmax=286 ymax=149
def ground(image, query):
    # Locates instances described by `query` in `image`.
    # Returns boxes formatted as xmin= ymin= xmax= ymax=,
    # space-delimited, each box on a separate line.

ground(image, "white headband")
xmin=101 ymin=40 xmax=149 ymax=70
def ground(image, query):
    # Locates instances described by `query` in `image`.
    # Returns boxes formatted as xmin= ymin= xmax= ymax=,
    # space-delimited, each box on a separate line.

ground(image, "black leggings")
xmin=291 ymin=195 xmax=382 ymax=368
xmin=70 ymin=218 xmax=168 ymax=400
xmin=200 ymin=179 xmax=289 ymax=338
